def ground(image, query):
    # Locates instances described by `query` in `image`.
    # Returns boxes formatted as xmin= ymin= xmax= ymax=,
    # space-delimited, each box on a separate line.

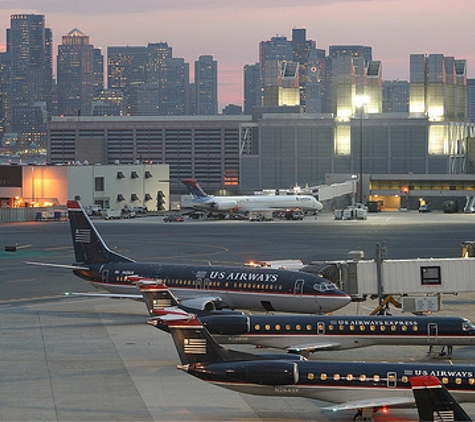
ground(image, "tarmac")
xmin=2 ymin=211 xmax=475 ymax=421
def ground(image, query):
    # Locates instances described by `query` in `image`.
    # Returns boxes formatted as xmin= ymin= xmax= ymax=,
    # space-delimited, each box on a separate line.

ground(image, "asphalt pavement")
xmin=2 ymin=211 xmax=475 ymax=421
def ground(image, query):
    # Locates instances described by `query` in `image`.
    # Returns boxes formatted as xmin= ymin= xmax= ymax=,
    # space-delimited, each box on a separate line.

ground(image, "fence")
xmin=0 ymin=206 xmax=67 ymax=223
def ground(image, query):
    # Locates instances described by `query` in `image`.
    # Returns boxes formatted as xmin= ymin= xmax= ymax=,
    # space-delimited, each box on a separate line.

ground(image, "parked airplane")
xmin=140 ymin=281 xmax=475 ymax=356
xmin=181 ymin=178 xmax=323 ymax=218
xmin=31 ymin=200 xmax=350 ymax=314
xmin=411 ymin=376 xmax=472 ymax=421
xmin=149 ymin=312 xmax=475 ymax=422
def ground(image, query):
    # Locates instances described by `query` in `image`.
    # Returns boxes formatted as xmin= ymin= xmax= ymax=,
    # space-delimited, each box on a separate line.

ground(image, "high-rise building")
xmin=6 ymin=14 xmax=53 ymax=146
xmin=57 ymin=28 xmax=98 ymax=116
xmin=243 ymin=63 xmax=261 ymax=114
xmin=467 ymin=79 xmax=475 ymax=123
xmin=382 ymin=80 xmax=409 ymax=113
xmin=195 ymin=55 xmax=218 ymax=115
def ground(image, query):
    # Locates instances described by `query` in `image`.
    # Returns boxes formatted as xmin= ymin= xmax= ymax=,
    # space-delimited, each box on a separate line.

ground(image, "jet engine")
xmin=195 ymin=361 xmax=299 ymax=385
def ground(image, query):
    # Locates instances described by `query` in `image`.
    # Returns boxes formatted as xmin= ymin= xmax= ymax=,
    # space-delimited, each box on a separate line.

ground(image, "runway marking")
xmin=8 ymin=277 xmax=37 ymax=283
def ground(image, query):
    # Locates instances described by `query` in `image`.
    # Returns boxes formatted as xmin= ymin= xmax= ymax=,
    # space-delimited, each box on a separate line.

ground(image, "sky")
xmin=0 ymin=0 xmax=474 ymax=110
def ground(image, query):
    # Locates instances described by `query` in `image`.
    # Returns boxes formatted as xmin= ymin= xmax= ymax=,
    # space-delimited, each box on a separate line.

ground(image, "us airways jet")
xmin=34 ymin=200 xmax=349 ymax=314
xmin=140 ymin=282 xmax=475 ymax=357
xmin=181 ymin=178 xmax=323 ymax=217
xmin=149 ymin=312 xmax=475 ymax=422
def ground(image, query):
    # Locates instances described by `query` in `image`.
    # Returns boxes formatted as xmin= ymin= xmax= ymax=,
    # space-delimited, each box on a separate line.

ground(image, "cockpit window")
xmin=462 ymin=319 xmax=475 ymax=331
xmin=313 ymin=282 xmax=337 ymax=292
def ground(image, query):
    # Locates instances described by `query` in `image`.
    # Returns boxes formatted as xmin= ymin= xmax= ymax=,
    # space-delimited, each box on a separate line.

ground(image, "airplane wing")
xmin=63 ymin=292 xmax=143 ymax=300
xmin=179 ymin=296 xmax=225 ymax=311
xmin=26 ymin=261 xmax=90 ymax=270
xmin=321 ymin=397 xmax=415 ymax=413
xmin=287 ymin=342 xmax=342 ymax=353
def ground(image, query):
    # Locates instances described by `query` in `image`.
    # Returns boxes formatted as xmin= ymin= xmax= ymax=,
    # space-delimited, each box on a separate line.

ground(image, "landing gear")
xmin=354 ymin=410 xmax=374 ymax=422
xmin=426 ymin=345 xmax=453 ymax=359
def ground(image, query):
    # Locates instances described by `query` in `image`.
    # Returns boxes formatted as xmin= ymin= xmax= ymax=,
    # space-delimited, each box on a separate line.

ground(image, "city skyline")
xmin=0 ymin=0 xmax=474 ymax=109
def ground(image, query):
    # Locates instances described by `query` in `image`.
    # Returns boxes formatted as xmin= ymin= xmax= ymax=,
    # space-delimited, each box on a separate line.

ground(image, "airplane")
xmin=30 ymin=200 xmax=350 ymax=314
xmin=410 ymin=376 xmax=472 ymax=421
xmin=149 ymin=311 xmax=475 ymax=422
xmin=140 ymin=281 xmax=475 ymax=357
xmin=181 ymin=178 xmax=323 ymax=219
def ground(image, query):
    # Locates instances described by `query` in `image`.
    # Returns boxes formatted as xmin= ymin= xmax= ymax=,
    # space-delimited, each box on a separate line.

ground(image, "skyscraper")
xmin=57 ymin=28 xmax=98 ymax=116
xmin=7 ymin=14 xmax=53 ymax=146
xmin=195 ymin=55 xmax=218 ymax=115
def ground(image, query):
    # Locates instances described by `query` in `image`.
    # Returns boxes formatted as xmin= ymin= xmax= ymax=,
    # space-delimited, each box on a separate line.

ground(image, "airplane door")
xmin=196 ymin=278 xmax=202 ymax=290
xmin=294 ymin=279 xmax=305 ymax=296
xmin=102 ymin=269 xmax=109 ymax=283
xmin=317 ymin=322 xmax=325 ymax=335
xmin=387 ymin=372 xmax=397 ymax=388
xmin=428 ymin=323 xmax=438 ymax=343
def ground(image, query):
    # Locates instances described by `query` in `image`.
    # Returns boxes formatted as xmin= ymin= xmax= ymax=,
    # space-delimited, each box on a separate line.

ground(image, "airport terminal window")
xmin=95 ymin=177 xmax=104 ymax=191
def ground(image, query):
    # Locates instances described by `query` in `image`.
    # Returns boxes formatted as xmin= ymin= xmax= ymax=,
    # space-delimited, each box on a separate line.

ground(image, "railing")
xmin=0 ymin=206 xmax=67 ymax=223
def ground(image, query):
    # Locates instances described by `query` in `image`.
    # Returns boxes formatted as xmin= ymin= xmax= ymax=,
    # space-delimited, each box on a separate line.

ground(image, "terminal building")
xmin=44 ymin=52 xmax=475 ymax=211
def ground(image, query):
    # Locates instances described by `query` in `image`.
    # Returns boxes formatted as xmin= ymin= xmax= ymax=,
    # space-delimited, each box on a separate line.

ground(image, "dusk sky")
xmin=0 ymin=0 xmax=474 ymax=110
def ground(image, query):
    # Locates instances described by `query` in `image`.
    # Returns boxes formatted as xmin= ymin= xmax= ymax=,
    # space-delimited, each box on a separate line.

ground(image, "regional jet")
xmin=140 ymin=281 xmax=475 ymax=357
xmin=30 ymin=200 xmax=350 ymax=314
xmin=149 ymin=312 xmax=475 ymax=422
xmin=181 ymin=178 xmax=323 ymax=218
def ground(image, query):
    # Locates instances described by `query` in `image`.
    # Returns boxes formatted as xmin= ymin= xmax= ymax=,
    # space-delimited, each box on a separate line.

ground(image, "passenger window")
xmin=285 ymin=324 xmax=291 ymax=331
xmin=380 ymin=326 xmax=386 ymax=331
xmin=346 ymin=374 xmax=353 ymax=381
xmin=333 ymin=374 xmax=340 ymax=381
xmin=401 ymin=376 xmax=409 ymax=383
xmin=442 ymin=377 xmax=449 ymax=384
xmin=469 ymin=378 xmax=475 ymax=385
xmin=370 ymin=325 xmax=376 ymax=331
xmin=320 ymin=373 xmax=327 ymax=381
xmin=275 ymin=324 xmax=281 ymax=331
xmin=373 ymin=375 xmax=380 ymax=382
xmin=413 ymin=326 xmax=418 ymax=331
xmin=359 ymin=325 xmax=365 ymax=331
xmin=391 ymin=325 xmax=397 ymax=331
xmin=296 ymin=324 xmax=302 ymax=331
xmin=401 ymin=325 xmax=407 ymax=331
xmin=349 ymin=325 xmax=355 ymax=331
xmin=306 ymin=324 xmax=312 ymax=331
xmin=265 ymin=324 xmax=271 ymax=331
xmin=339 ymin=325 xmax=344 ymax=331
xmin=255 ymin=324 xmax=260 ymax=331
xmin=359 ymin=375 xmax=366 ymax=382
xmin=328 ymin=325 xmax=334 ymax=331
xmin=456 ymin=378 xmax=462 ymax=385
xmin=307 ymin=373 xmax=315 ymax=380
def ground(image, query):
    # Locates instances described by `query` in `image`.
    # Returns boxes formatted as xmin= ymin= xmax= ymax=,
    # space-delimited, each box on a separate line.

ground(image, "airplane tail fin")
xmin=137 ymin=280 xmax=187 ymax=316
xmin=148 ymin=312 xmax=277 ymax=367
xmin=149 ymin=313 xmax=230 ymax=366
xmin=67 ymin=200 xmax=134 ymax=265
xmin=181 ymin=178 xmax=210 ymax=200
xmin=410 ymin=376 xmax=472 ymax=422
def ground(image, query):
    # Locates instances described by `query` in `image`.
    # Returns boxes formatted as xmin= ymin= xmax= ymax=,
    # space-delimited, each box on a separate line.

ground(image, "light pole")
xmin=354 ymin=95 xmax=370 ymax=205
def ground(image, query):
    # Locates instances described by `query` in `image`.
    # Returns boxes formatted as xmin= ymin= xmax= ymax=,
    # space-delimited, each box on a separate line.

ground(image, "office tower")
xmin=159 ymin=57 xmax=189 ymax=115
xmin=57 ymin=28 xmax=97 ymax=116
xmin=324 ymin=45 xmax=372 ymax=114
xmin=382 ymin=80 xmax=409 ymax=113
xmin=108 ymin=46 xmax=148 ymax=115
xmin=93 ymin=48 xmax=104 ymax=96
xmin=195 ymin=55 xmax=218 ymax=115
xmin=7 ymin=14 xmax=53 ymax=146
xmin=467 ymin=79 xmax=475 ymax=123
xmin=243 ymin=63 xmax=261 ymax=114
xmin=409 ymin=53 xmax=466 ymax=120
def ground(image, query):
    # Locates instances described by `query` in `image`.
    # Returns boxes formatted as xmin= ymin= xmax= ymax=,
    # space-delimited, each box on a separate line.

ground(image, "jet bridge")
xmin=305 ymin=252 xmax=475 ymax=313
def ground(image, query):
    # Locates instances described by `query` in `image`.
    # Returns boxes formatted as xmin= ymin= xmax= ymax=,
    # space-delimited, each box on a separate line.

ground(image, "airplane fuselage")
xmin=200 ymin=314 xmax=475 ymax=351
xmin=74 ymin=261 xmax=350 ymax=314
xmin=192 ymin=194 xmax=323 ymax=213
xmin=189 ymin=359 xmax=475 ymax=406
